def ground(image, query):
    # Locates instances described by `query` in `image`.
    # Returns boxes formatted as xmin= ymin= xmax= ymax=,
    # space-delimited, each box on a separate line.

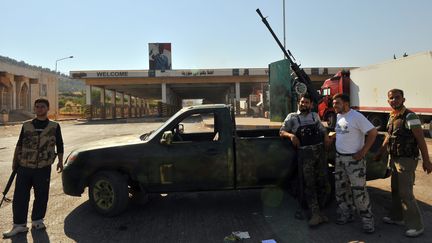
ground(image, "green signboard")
xmin=269 ymin=59 xmax=297 ymax=122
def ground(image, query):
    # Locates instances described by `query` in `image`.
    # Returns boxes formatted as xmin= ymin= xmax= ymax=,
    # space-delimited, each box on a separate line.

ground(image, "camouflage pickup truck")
xmin=62 ymin=104 xmax=389 ymax=216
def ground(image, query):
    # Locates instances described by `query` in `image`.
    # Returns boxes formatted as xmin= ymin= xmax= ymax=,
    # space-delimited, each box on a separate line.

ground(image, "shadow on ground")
xmin=64 ymin=188 xmax=432 ymax=243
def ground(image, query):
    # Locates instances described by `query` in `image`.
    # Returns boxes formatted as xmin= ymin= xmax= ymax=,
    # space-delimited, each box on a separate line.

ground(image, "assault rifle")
xmin=0 ymin=169 xmax=17 ymax=207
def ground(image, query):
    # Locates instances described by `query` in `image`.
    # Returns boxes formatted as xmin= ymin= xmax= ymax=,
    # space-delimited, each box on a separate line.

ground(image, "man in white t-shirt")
xmin=332 ymin=93 xmax=378 ymax=233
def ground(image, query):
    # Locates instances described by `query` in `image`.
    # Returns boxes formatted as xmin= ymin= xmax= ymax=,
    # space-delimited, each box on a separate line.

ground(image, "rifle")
xmin=256 ymin=8 xmax=321 ymax=105
xmin=0 ymin=169 xmax=17 ymax=207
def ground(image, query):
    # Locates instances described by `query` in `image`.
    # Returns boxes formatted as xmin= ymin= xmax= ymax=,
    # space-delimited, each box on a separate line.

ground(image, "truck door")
xmin=157 ymin=109 xmax=233 ymax=191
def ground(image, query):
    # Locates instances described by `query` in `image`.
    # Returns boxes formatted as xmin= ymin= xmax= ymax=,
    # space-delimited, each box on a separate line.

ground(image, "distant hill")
xmin=0 ymin=54 xmax=69 ymax=77
xmin=59 ymin=78 xmax=85 ymax=93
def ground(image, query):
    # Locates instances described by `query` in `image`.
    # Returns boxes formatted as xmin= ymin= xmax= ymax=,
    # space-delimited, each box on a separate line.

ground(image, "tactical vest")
xmin=295 ymin=114 xmax=323 ymax=147
xmin=387 ymin=109 xmax=419 ymax=158
xmin=19 ymin=121 xmax=58 ymax=168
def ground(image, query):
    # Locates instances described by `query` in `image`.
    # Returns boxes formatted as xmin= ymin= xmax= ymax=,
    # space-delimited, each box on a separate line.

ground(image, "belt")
xmin=299 ymin=143 xmax=323 ymax=150
xmin=336 ymin=151 xmax=355 ymax=156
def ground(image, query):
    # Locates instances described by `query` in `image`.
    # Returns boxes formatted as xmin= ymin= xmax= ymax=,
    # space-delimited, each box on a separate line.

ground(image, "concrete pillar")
xmin=85 ymin=85 xmax=92 ymax=120
xmin=12 ymin=81 xmax=17 ymax=110
xmin=130 ymin=96 xmax=134 ymax=117
xmin=137 ymin=98 xmax=141 ymax=117
xmin=134 ymin=97 xmax=138 ymax=117
xmin=135 ymin=96 xmax=138 ymax=117
xmin=86 ymin=85 xmax=92 ymax=105
xmin=144 ymin=100 xmax=148 ymax=115
xmin=101 ymin=87 xmax=106 ymax=119
xmin=10 ymin=84 xmax=14 ymax=110
xmin=161 ymin=83 xmax=167 ymax=104
xmin=235 ymin=82 xmax=241 ymax=115
xmin=100 ymin=88 xmax=106 ymax=104
xmin=127 ymin=94 xmax=132 ymax=118
xmin=120 ymin=92 xmax=125 ymax=118
xmin=143 ymin=99 xmax=146 ymax=116
xmin=113 ymin=90 xmax=117 ymax=119
xmin=235 ymin=82 xmax=241 ymax=101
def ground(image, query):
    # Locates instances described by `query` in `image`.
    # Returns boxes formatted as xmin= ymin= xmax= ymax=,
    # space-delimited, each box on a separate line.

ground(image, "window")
xmin=40 ymin=84 xmax=47 ymax=97
xmin=322 ymin=88 xmax=331 ymax=96
xmin=172 ymin=112 xmax=220 ymax=142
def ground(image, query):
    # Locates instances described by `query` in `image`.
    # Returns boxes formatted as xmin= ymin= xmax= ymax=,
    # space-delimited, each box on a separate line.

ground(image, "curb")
xmin=77 ymin=117 xmax=168 ymax=124
xmin=1 ymin=117 xmax=168 ymax=126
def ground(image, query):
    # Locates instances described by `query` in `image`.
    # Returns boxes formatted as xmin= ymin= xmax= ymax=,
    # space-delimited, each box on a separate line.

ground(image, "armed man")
xmin=375 ymin=89 xmax=432 ymax=238
xmin=280 ymin=93 xmax=331 ymax=227
xmin=3 ymin=98 xmax=64 ymax=238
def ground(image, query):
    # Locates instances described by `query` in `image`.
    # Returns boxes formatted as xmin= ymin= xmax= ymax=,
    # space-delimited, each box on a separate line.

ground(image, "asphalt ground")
xmin=0 ymin=119 xmax=431 ymax=243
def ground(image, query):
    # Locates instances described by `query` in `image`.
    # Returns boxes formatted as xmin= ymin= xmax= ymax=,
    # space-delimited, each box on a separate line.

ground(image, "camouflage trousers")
xmin=335 ymin=154 xmax=373 ymax=219
xmin=298 ymin=144 xmax=331 ymax=214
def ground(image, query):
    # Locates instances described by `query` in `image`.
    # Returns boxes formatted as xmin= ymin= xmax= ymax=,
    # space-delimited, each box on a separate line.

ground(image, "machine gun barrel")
xmin=256 ymin=8 xmax=321 ymax=104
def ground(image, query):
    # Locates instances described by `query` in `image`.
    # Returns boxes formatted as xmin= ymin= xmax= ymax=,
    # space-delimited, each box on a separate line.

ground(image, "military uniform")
xmin=281 ymin=112 xmax=331 ymax=217
xmin=386 ymin=107 xmax=423 ymax=230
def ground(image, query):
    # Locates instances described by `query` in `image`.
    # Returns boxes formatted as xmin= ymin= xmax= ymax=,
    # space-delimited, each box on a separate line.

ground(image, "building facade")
xmin=0 ymin=60 xmax=59 ymax=123
xmin=71 ymin=67 xmax=351 ymax=119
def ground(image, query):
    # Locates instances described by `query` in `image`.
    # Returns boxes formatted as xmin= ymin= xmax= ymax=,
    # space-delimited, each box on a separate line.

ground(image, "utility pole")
xmin=283 ymin=0 xmax=286 ymax=58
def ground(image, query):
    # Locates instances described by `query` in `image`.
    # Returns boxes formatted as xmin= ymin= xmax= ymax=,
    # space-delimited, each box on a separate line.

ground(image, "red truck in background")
xmin=318 ymin=70 xmax=350 ymax=129
xmin=318 ymin=51 xmax=432 ymax=133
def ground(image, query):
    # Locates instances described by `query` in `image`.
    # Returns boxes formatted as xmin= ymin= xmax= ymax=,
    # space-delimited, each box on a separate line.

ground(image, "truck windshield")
xmin=144 ymin=107 xmax=188 ymax=141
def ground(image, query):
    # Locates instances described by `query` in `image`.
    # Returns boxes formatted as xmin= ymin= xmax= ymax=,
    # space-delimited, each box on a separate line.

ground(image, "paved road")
xmin=0 ymin=120 xmax=431 ymax=243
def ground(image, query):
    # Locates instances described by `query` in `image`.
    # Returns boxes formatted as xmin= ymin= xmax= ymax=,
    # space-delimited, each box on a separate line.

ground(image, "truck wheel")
xmin=327 ymin=113 xmax=337 ymax=130
xmin=89 ymin=171 xmax=129 ymax=217
xmin=367 ymin=114 xmax=386 ymax=131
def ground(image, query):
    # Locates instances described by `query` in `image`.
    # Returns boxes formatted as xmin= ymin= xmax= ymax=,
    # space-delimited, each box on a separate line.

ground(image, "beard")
xmin=299 ymin=107 xmax=310 ymax=113
xmin=391 ymin=104 xmax=404 ymax=110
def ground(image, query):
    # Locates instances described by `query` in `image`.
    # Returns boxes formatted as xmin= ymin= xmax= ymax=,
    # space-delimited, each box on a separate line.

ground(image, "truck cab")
xmin=318 ymin=70 xmax=351 ymax=129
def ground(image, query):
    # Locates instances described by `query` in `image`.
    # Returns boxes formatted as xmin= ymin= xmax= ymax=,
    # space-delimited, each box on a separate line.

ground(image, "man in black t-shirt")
xmin=3 ymin=98 xmax=64 ymax=238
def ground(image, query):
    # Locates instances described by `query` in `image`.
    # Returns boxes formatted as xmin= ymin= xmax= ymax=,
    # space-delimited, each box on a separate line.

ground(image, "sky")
xmin=1 ymin=0 xmax=431 ymax=74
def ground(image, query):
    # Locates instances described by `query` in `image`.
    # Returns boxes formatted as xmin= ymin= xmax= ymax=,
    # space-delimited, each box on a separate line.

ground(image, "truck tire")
xmin=326 ymin=112 xmax=337 ymax=130
xmin=89 ymin=171 xmax=129 ymax=217
xmin=367 ymin=114 xmax=386 ymax=131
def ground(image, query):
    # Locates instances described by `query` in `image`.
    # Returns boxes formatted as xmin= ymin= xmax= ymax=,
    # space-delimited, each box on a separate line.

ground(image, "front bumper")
xmin=62 ymin=163 xmax=86 ymax=196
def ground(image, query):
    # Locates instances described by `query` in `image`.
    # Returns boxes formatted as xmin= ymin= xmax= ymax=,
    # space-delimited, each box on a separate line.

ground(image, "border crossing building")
xmin=71 ymin=67 xmax=350 ymax=120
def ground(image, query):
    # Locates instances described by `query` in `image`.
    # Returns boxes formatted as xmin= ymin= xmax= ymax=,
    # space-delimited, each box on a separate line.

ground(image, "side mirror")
xmin=178 ymin=124 xmax=184 ymax=134
xmin=160 ymin=131 xmax=173 ymax=145
xmin=140 ymin=133 xmax=148 ymax=141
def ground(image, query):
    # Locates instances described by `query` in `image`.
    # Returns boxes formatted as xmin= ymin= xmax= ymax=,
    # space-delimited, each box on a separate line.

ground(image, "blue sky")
xmin=1 ymin=0 xmax=431 ymax=74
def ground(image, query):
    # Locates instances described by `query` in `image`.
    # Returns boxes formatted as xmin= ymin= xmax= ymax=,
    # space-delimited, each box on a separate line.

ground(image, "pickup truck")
xmin=62 ymin=104 xmax=389 ymax=216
